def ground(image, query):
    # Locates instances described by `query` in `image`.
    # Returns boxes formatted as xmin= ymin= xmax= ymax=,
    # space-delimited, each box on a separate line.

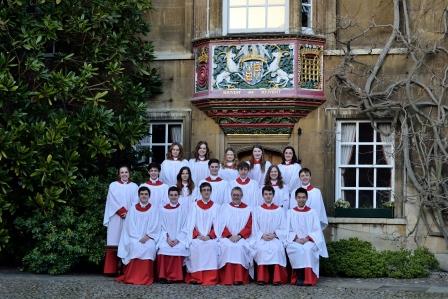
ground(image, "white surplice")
xmin=218 ymin=203 xmax=254 ymax=276
xmin=278 ymin=163 xmax=302 ymax=193
xmin=185 ymin=200 xmax=220 ymax=273
xmin=219 ymin=166 xmax=239 ymax=182
xmin=179 ymin=184 xmax=197 ymax=211
xmin=286 ymin=207 xmax=328 ymax=277
xmin=160 ymin=159 xmax=189 ymax=186
xmin=139 ymin=180 xmax=169 ymax=208
xmin=157 ymin=203 xmax=189 ymax=257
xmin=261 ymin=184 xmax=290 ymax=210
xmin=252 ymin=204 xmax=287 ymax=267
xmin=289 ymin=185 xmax=328 ymax=229
xmin=228 ymin=178 xmax=261 ymax=208
xmin=188 ymin=159 xmax=210 ymax=186
xmin=247 ymin=161 xmax=272 ymax=187
xmin=117 ymin=203 xmax=160 ymax=265
xmin=197 ymin=176 xmax=230 ymax=205
xmin=103 ymin=181 xmax=139 ymax=246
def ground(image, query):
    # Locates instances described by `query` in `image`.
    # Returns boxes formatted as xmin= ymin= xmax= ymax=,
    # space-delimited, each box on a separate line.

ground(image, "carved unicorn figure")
xmin=214 ymin=48 xmax=243 ymax=88
xmin=266 ymin=48 xmax=293 ymax=88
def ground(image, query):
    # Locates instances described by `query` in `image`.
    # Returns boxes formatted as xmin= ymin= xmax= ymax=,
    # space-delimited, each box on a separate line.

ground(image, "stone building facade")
xmin=143 ymin=0 xmax=447 ymax=269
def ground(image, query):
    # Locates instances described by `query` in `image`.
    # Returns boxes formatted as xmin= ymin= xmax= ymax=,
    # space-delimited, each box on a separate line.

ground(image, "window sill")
xmin=328 ymin=217 xmax=406 ymax=225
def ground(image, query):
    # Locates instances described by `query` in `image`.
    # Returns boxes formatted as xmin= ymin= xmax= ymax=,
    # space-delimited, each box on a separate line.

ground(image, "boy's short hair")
xmin=199 ymin=182 xmax=212 ymax=192
xmin=299 ymin=168 xmax=311 ymax=176
xmin=208 ymin=158 xmax=220 ymax=166
xmin=138 ymin=186 xmax=151 ymax=196
xmin=168 ymin=186 xmax=179 ymax=195
xmin=148 ymin=162 xmax=161 ymax=172
xmin=237 ymin=161 xmax=250 ymax=170
xmin=262 ymin=185 xmax=275 ymax=195
xmin=295 ymin=187 xmax=308 ymax=198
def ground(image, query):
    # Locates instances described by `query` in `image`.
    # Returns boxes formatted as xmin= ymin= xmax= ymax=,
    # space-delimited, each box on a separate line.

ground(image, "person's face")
xmin=284 ymin=149 xmax=294 ymax=162
xmin=299 ymin=172 xmax=311 ymax=185
xmin=231 ymin=190 xmax=243 ymax=205
xmin=263 ymin=190 xmax=274 ymax=204
xmin=209 ymin=163 xmax=220 ymax=176
xmin=168 ymin=191 xmax=179 ymax=204
xmin=295 ymin=192 xmax=307 ymax=208
xmin=181 ymin=169 xmax=189 ymax=182
xmin=139 ymin=190 xmax=150 ymax=205
xmin=149 ymin=168 xmax=159 ymax=180
xmin=252 ymin=147 xmax=262 ymax=160
xmin=225 ymin=150 xmax=235 ymax=162
xmin=200 ymin=186 xmax=212 ymax=200
xmin=269 ymin=167 xmax=279 ymax=180
xmin=198 ymin=144 xmax=207 ymax=157
xmin=171 ymin=145 xmax=180 ymax=158
xmin=238 ymin=167 xmax=249 ymax=179
xmin=119 ymin=167 xmax=129 ymax=182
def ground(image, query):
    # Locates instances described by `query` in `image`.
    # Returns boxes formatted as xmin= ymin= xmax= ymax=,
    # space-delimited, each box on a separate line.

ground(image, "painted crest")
xmin=242 ymin=60 xmax=264 ymax=85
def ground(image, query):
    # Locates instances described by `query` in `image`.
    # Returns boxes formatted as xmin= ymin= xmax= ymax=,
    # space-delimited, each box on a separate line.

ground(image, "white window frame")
xmin=301 ymin=0 xmax=313 ymax=34
xmin=335 ymin=120 xmax=395 ymax=208
xmin=139 ymin=122 xmax=183 ymax=163
xmin=223 ymin=0 xmax=289 ymax=35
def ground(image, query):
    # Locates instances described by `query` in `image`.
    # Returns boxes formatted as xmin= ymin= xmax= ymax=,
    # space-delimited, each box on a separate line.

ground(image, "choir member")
xmin=160 ymin=142 xmax=189 ymax=186
xmin=103 ymin=166 xmax=139 ymax=275
xmin=219 ymin=147 xmax=239 ymax=182
xmin=253 ymin=186 xmax=288 ymax=285
xmin=185 ymin=182 xmax=220 ymax=285
xmin=286 ymin=188 xmax=328 ymax=286
xmin=289 ymin=168 xmax=328 ymax=229
xmin=247 ymin=144 xmax=272 ymax=187
xmin=189 ymin=141 xmax=210 ymax=185
xmin=278 ymin=146 xmax=302 ymax=192
xmin=197 ymin=158 xmax=230 ymax=205
xmin=156 ymin=187 xmax=189 ymax=283
xmin=117 ymin=186 xmax=160 ymax=285
xmin=175 ymin=166 xmax=196 ymax=210
xmin=140 ymin=162 xmax=169 ymax=208
xmin=218 ymin=187 xmax=254 ymax=285
xmin=262 ymin=165 xmax=290 ymax=210
xmin=228 ymin=161 xmax=261 ymax=208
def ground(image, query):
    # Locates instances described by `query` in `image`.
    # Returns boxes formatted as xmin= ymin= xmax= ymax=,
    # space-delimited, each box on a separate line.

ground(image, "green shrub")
xmin=321 ymin=238 xmax=439 ymax=278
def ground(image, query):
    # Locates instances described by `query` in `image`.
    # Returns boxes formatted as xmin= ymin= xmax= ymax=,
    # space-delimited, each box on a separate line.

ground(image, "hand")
xmin=262 ymin=233 xmax=274 ymax=241
xmin=229 ymin=234 xmax=241 ymax=243
xmin=139 ymin=235 xmax=150 ymax=243
xmin=120 ymin=212 xmax=127 ymax=219
xmin=198 ymin=235 xmax=210 ymax=241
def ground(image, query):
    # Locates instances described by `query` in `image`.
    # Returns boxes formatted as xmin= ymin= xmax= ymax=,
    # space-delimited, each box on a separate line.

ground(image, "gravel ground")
xmin=0 ymin=270 xmax=447 ymax=299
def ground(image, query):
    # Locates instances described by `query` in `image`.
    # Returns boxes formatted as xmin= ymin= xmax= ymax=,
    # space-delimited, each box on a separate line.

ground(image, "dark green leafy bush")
xmin=321 ymin=238 xmax=439 ymax=278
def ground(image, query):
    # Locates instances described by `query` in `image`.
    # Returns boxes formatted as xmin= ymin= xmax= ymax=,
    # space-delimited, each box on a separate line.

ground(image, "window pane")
xmin=229 ymin=7 xmax=247 ymax=30
xmin=268 ymin=0 xmax=285 ymax=4
xmin=376 ymin=145 xmax=387 ymax=165
xmin=359 ymin=190 xmax=373 ymax=208
xmin=168 ymin=124 xmax=182 ymax=143
xmin=342 ymin=190 xmax=356 ymax=208
xmin=377 ymin=191 xmax=392 ymax=207
xmin=267 ymin=6 xmax=285 ymax=29
xmin=341 ymin=168 xmax=356 ymax=187
xmin=230 ymin=0 xmax=247 ymax=6
xmin=151 ymin=124 xmax=166 ymax=143
xmin=359 ymin=145 xmax=374 ymax=164
xmin=151 ymin=146 xmax=166 ymax=164
xmin=301 ymin=5 xmax=311 ymax=27
xmin=248 ymin=0 xmax=265 ymax=5
xmin=248 ymin=7 xmax=266 ymax=29
xmin=376 ymin=168 xmax=391 ymax=187
xmin=359 ymin=168 xmax=374 ymax=187
xmin=341 ymin=145 xmax=355 ymax=165
xmin=302 ymin=0 xmax=311 ymax=3
xmin=359 ymin=122 xmax=374 ymax=142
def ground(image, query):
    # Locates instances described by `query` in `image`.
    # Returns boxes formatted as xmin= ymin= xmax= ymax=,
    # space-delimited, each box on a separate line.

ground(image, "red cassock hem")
xmin=103 ymin=247 xmax=118 ymax=275
xmin=185 ymin=270 xmax=219 ymax=285
xmin=116 ymin=259 xmax=154 ymax=285
xmin=219 ymin=263 xmax=249 ymax=285
xmin=156 ymin=254 xmax=184 ymax=282
xmin=256 ymin=264 xmax=288 ymax=284
xmin=290 ymin=267 xmax=318 ymax=286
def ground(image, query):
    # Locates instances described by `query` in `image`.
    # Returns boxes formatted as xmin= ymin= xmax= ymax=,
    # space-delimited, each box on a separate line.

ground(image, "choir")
xmin=103 ymin=142 xmax=328 ymax=286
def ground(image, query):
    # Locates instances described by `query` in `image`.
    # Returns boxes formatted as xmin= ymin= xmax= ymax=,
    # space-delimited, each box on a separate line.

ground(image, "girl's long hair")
xmin=249 ymin=144 xmax=267 ymax=172
xmin=176 ymin=166 xmax=195 ymax=195
xmin=264 ymin=164 xmax=284 ymax=189
xmin=167 ymin=142 xmax=185 ymax=160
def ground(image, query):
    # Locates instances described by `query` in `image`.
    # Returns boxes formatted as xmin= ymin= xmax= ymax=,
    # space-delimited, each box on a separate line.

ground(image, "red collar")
xmin=236 ymin=177 xmax=250 ymax=185
xmin=293 ymin=206 xmax=311 ymax=212
xmin=230 ymin=202 xmax=247 ymax=208
xmin=305 ymin=185 xmax=314 ymax=191
xmin=252 ymin=159 xmax=261 ymax=164
xmin=164 ymin=203 xmax=180 ymax=209
xmin=136 ymin=203 xmax=151 ymax=212
xmin=197 ymin=200 xmax=214 ymax=210
xmin=261 ymin=203 xmax=278 ymax=210
xmin=146 ymin=180 xmax=163 ymax=186
xmin=205 ymin=176 xmax=223 ymax=182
